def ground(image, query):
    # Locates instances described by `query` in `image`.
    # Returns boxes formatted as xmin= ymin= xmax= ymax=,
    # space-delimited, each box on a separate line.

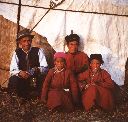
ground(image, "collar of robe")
xmin=54 ymin=67 xmax=65 ymax=74
xmin=67 ymin=51 xmax=80 ymax=55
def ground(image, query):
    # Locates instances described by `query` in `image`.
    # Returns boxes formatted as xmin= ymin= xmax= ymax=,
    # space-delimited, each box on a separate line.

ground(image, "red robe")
xmin=65 ymin=51 xmax=89 ymax=75
xmin=41 ymin=68 xmax=79 ymax=112
xmin=77 ymin=68 xmax=115 ymax=111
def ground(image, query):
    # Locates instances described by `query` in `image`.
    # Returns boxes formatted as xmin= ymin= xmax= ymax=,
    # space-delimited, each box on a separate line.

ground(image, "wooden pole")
xmin=16 ymin=0 xmax=21 ymax=48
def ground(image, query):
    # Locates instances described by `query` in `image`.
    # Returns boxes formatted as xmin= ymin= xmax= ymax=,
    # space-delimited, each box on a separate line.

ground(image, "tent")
xmin=0 ymin=0 xmax=128 ymax=85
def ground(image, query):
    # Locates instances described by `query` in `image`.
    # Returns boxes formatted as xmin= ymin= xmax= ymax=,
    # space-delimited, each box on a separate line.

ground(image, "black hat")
xmin=89 ymin=54 xmax=104 ymax=64
xmin=16 ymin=28 xmax=34 ymax=41
xmin=65 ymin=34 xmax=80 ymax=44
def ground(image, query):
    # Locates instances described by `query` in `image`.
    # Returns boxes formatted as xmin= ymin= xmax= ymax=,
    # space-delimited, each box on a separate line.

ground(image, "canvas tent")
xmin=0 ymin=0 xmax=128 ymax=86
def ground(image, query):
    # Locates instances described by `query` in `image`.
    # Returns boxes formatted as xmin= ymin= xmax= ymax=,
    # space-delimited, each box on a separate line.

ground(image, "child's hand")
xmin=80 ymin=64 xmax=88 ymax=72
xmin=84 ymin=84 xmax=90 ymax=89
xmin=84 ymin=83 xmax=96 ymax=89
xmin=91 ymin=83 xmax=96 ymax=86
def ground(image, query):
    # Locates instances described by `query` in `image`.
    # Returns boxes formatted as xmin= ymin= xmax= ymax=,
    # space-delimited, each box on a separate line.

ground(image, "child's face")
xmin=54 ymin=58 xmax=65 ymax=70
xmin=67 ymin=41 xmax=79 ymax=53
xmin=90 ymin=59 xmax=101 ymax=71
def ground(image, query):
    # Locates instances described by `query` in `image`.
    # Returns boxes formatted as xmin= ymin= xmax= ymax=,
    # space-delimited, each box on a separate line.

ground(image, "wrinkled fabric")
xmin=41 ymin=68 xmax=79 ymax=112
xmin=65 ymin=51 xmax=89 ymax=75
xmin=77 ymin=69 xmax=115 ymax=111
xmin=0 ymin=0 xmax=128 ymax=85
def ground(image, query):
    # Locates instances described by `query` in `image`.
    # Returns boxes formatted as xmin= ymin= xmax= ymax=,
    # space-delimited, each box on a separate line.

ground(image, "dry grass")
xmin=0 ymin=86 xmax=128 ymax=122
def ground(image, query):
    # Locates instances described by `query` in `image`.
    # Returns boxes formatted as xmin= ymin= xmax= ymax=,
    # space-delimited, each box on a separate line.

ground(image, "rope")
xmin=0 ymin=1 xmax=128 ymax=17
xmin=30 ymin=0 xmax=65 ymax=32
xmin=30 ymin=9 xmax=51 ymax=32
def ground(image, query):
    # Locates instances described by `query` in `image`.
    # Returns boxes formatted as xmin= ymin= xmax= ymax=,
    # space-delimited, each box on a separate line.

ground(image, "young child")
xmin=77 ymin=54 xmax=115 ymax=111
xmin=41 ymin=52 xmax=79 ymax=112
xmin=65 ymin=33 xmax=89 ymax=76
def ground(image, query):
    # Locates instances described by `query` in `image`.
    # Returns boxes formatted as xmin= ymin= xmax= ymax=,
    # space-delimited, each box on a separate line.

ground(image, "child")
xmin=41 ymin=52 xmax=79 ymax=112
xmin=77 ymin=54 xmax=115 ymax=111
xmin=65 ymin=33 xmax=89 ymax=76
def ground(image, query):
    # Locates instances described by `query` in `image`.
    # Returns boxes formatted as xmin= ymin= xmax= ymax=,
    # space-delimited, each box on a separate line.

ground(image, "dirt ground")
xmin=0 ymin=86 xmax=128 ymax=122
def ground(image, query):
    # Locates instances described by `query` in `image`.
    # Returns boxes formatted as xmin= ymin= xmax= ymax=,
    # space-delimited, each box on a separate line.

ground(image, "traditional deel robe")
xmin=65 ymin=51 xmax=89 ymax=76
xmin=41 ymin=68 xmax=79 ymax=112
xmin=77 ymin=68 xmax=115 ymax=111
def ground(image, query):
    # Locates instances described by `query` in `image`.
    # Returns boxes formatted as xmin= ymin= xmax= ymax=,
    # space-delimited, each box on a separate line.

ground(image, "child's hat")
xmin=54 ymin=52 xmax=66 ymax=59
xmin=65 ymin=34 xmax=80 ymax=44
xmin=89 ymin=54 xmax=104 ymax=64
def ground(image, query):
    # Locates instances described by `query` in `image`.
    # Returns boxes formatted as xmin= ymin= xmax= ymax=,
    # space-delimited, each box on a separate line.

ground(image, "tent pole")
xmin=16 ymin=0 xmax=21 ymax=48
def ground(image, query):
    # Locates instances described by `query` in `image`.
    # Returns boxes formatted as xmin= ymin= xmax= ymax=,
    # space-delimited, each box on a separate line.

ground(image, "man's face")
xmin=19 ymin=36 xmax=32 ymax=52
xmin=67 ymin=41 xmax=79 ymax=54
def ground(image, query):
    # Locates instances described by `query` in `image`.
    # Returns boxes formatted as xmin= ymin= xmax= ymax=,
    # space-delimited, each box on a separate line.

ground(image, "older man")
xmin=8 ymin=29 xmax=48 ymax=99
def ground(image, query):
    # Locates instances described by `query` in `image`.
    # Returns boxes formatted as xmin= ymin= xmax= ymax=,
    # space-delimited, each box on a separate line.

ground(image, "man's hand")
xmin=33 ymin=67 xmax=40 ymax=74
xmin=18 ymin=71 xmax=30 ymax=79
xmin=31 ymin=67 xmax=40 ymax=74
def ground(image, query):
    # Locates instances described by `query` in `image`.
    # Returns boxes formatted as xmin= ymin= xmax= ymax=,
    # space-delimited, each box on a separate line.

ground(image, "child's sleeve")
xmin=69 ymin=71 xmax=80 ymax=105
xmin=100 ymin=70 xmax=115 ymax=89
xmin=41 ymin=69 xmax=53 ymax=100
xmin=75 ymin=53 xmax=89 ymax=74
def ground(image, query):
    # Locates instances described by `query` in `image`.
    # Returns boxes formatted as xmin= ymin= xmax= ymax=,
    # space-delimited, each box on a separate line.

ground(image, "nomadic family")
xmin=8 ymin=28 xmax=119 ymax=112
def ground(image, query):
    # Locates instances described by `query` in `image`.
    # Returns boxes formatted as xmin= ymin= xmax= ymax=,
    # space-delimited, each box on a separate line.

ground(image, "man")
xmin=8 ymin=29 xmax=48 ymax=99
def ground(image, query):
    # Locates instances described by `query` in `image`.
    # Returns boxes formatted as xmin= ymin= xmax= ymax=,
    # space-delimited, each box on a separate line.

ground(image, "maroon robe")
xmin=65 ymin=51 xmax=89 ymax=75
xmin=41 ymin=68 xmax=79 ymax=112
xmin=77 ymin=68 xmax=115 ymax=111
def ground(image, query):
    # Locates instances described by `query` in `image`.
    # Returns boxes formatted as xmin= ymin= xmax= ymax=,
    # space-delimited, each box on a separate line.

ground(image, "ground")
xmin=0 ymin=86 xmax=128 ymax=122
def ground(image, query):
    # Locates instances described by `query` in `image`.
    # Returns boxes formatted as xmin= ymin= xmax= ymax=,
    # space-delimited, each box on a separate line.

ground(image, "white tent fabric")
xmin=0 ymin=0 xmax=128 ymax=85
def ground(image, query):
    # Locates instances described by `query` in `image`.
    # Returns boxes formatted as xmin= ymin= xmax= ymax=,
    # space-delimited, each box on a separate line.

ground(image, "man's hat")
xmin=65 ymin=34 xmax=80 ymax=44
xmin=16 ymin=28 xmax=34 ymax=41
xmin=89 ymin=54 xmax=104 ymax=64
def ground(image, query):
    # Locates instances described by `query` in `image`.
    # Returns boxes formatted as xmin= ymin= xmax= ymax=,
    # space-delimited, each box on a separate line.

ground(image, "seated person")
xmin=77 ymin=54 xmax=115 ymax=111
xmin=8 ymin=29 xmax=48 ymax=99
xmin=41 ymin=52 xmax=79 ymax=112
xmin=65 ymin=32 xmax=89 ymax=76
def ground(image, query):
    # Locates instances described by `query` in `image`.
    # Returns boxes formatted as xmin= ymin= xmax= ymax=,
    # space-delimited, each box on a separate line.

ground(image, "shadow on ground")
xmin=0 ymin=86 xmax=128 ymax=122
